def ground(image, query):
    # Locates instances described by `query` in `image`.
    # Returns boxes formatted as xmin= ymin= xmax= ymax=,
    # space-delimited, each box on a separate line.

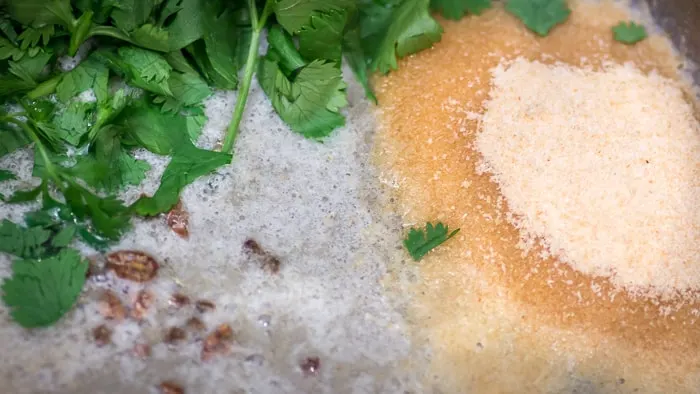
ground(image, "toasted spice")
xmin=169 ymin=293 xmax=191 ymax=308
xmin=166 ymin=200 xmax=190 ymax=239
xmin=186 ymin=317 xmax=206 ymax=332
xmin=164 ymin=327 xmax=187 ymax=344
xmin=92 ymin=324 xmax=112 ymax=347
xmin=195 ymin=299 xmax=216 ymax=313
xmin=201 ymin=323 xmax=233 ymax=361
xmin=159 ymin=381 xmax=184 ymax=394
xmin=99 ymin=290 xmax=126 ymax=321
xmin=131 ymin=290 xmax=155 ymax=320
xmin=106 ymin=250 xmax=159 ymax=282
xmin=242 ymin=238 xmax=281 ymax=273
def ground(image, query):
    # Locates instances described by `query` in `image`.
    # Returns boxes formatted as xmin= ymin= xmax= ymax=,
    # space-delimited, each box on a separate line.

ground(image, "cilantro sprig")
xmin=404 ymin=222 xmax=460 ymax=261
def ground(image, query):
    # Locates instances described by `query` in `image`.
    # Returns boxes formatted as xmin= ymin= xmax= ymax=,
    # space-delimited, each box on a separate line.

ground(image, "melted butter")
xmin=375 ymin=2 xmax=700 ymax=393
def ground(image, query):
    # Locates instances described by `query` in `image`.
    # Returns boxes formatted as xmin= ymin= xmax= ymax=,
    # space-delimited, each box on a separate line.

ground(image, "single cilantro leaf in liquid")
xmin=431 ymin=0 xmax=492 ymax=20
xmin=2 ymin=248 xmax=87 ymax=328
xmin=132 ymin=143 xmax=231 ymax=216
xmin=0 ymin=219 xmax=52 ymax=259
xmin=368 ymin=0 xmax=443 ymax=74
xmin=613 ymin=21 xmax=647 ymax=44
xmin=403 ymin=222 xmax=460 ymax=261
xmin=505 ymin=0 xmax=570 ymax=36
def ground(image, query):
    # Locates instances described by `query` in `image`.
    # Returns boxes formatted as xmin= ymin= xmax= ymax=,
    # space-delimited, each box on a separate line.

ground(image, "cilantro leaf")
xmin=274 ymin=0 xmax=355 ymax=34
xmin=156 ymin=72 xmax=211 ymax=113
xmin=0 ymin=169 xmax=16 ymax=182
xmin=2 ymin=248 xmax=87 ymax=328
xmin=109 ymin=0 xmax=158 ymax=33
xmin=118 ymin=46 xmax=172 ymax=89
xmin=116 ymin=100 xmax=191 ymax=155
xmin=431 ymin=0 xmax=492 ymax=19
xmin=367 ymin=0 xmax=443 ymax=74
xmin=0 ymin=36 xmax=25 ymax=61
xmin=259 ymin=26 xmax=348 ymax=139
xmin=52 ymin=101 xmax=95 ymax=145
xmin=132 ymin=143 xmax=231 ymax=216
xmin=73 ymin=126 xmax=150 ymax=193
xmin=0 ymin=123 xmax=30 ymax=158
xmin=17 ymin=25 xmax=56 ymax=50
xmin=6 ymin=0 xmax=75 ymax=29
xmin=505 ymin=0 xmax=570 ymax=36
xmin=56 ymin=57 xmax=109 ymax=103
xmin=613 ymin=21 xmax=647 ymax=44
xmin=298 ymin=10 xmax=348 ymax=63
xmin=403 ymin=222 xmax=460 ymax=261
xmin=0 ymin=220 xmax=52 ymax=259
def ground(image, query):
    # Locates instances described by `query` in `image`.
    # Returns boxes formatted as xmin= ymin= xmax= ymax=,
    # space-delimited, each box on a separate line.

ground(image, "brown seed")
xmin=164 ymin=327 xmax=187 ymax=344
xmin=261 ymin=257 xmax=281 ymax=274
xmin=106 ymin=250 xmax=159 ymax=282
xmin=131 ymin=290 xmax=155 ymax=320
xmin=195 ymin=299 xmax=216 ymax=313
xmin=86 ymin=255 xmax=107 ymax=280
xmin=201 ymin=323 xmax=233 ymax=361
xmin=242 ymin=239 xmax=281 ymax=274
xmin=242 ymin=239 xmax=263 ymax=254
xmin=132 ymin=343 xmax=151 ymax=359
xmin=99 ymin=290 xmax=126 ymax=321
xmin=169 ymin=293 xmax=191 ymax=308
xmin=92 ymin=324 xmax=112 ymax=347
xmin=300 ymin=357 xmax=320 ymax=376
xmin=186 ymin=317 xmax=206 ymax=332
xmin=166 ymin=200 xmax=189 ymax=239
xmin=159 ymin=381 xmax=184 ymax=394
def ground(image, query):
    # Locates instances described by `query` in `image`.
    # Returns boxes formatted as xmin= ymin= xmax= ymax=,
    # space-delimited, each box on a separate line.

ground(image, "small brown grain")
xmin=99 ymin=290 xmax=126 ymax=321
xmin=92 ymin=325 xmax=112 ymax=347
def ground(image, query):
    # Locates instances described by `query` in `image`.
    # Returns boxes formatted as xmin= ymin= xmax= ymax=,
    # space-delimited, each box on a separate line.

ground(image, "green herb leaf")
xmin=274 ymin=0 xmax=355 ymax=34
xmin=403 ymin=222 xmax=460 ymax=261
xmin=118 ymin=46 xmax=172 ymax=90
xmin=343 ymin=27 xmax=377 ymax=103
xmin=132 ymin=143 xmax=231 ymax=215
xmin=56 ymin=57 xmax=110 ymax=103
xmin=505 ymin=0 xmax=570 ymax=36
xmin=612 ymin=21 xmax=647 ymax=44
xmin=52 ymin=101 xmax=95 ymax=145
xmin=259 ymin=26 xmax=348 ymax=139
xmin=0 ymin=123 xmax=31 ymax=159
xmin=431 ymin=0 xmax=492 ymax=19
xmin=73 ymin=127 xmax=150 ymax=193
xmin=2 ymin=248 xmax=87 ymax=328
xmin=367 ymin=0 xmax=443 ymax=74
xmin=298 ymin=10 xmax=348 ymax=63
xmin=0 ymin=219 xmax=52 ymax=259
xmin=157 ymin=72 xmax=211 ymax=113
xmin=6 ymin=0 xmax=75 ymax=29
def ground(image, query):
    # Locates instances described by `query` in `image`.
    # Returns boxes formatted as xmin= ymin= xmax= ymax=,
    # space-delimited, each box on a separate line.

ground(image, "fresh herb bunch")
xmin=0 ymin=0 xmax=456 ymax=328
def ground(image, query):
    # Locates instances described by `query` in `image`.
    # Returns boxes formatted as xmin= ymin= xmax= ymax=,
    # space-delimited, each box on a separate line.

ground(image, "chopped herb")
xmin=613 ymin=21 xmax=647 ymax=44
xmin=506 ymin=0 xmax=570 ymax=36
xmin=403 ymin=222 xmax=460 ymax=261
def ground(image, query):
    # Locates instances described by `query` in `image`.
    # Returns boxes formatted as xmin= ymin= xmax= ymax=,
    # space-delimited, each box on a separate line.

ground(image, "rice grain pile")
xmin=476 ymin=58 xmax=700 ymax=297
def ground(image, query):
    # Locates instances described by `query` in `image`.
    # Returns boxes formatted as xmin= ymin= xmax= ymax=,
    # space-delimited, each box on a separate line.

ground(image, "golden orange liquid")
xmin=375 ymin=2 xmax=700 ymax=393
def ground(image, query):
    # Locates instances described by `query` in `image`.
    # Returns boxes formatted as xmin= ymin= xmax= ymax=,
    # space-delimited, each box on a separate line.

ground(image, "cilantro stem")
xmin=222 ymin=0 xmax=273 ymax=154
xmin=0 ymin=117 xmax=62 ymax=186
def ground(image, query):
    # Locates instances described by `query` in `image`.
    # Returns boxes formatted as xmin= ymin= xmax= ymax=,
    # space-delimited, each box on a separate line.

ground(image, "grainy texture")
xmin=375 ymin=1 xmax=700 ymax=393
xmin=476 ymin=58 xmax=700 ymax=296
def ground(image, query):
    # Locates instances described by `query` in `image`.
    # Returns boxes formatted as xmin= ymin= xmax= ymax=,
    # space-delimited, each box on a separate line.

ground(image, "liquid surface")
xmin=375 ymin=2 xmax=700 ymax=393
